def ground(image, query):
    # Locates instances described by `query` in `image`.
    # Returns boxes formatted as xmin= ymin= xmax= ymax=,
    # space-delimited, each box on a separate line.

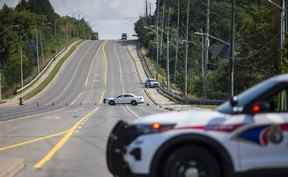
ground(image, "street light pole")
xmin=184 ymin=0 xmax=191 ymax=96
xmin=201 ymin=29 xmax=205 ymax=94
xmin=19 ymin=46 xmax=24 ymax=105
xmin=267 ymin=0 xmax=286 ymax=72
xmin=174 ymin=0 xmax=180 ymax=82
xmin=230 ymin=0 xmax=236 ymax=97
xmin=203 ymin=0 xmax=210 ymax=98
xmin=160 ymin=4 xmax=166 ymax=77
xmin=166 ymin=8 xmax=171 ymax=90
xmin=156 ymin=0 xmax=160 ymax=80
xmin=35 ymin=28 xmax=40 ymax=73
xmin=281 ymin=0 xmax=286 ymax=69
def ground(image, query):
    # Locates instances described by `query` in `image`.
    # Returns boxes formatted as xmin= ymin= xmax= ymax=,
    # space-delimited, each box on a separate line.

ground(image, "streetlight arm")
xmin=267 ymin=0 xmax=284 ymax=10
xmin=194 ymin=32 xmax=230 ymax=46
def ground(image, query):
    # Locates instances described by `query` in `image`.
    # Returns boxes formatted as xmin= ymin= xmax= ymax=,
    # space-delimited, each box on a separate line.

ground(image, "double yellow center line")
xmin=34 ymin=108 xmax=97 ymax=169
xmin=34 ymin=41 xmax=108 ymax=169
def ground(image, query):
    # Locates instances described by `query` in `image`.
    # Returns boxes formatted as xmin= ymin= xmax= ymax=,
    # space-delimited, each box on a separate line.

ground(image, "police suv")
xmin=106 ymin=74 xmax=288 ymax=177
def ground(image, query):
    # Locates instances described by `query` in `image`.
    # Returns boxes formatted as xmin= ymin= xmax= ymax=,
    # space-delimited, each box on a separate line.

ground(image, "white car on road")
xmin=103 ymin=93 xmax=144 ymax=106
xmin=144 ymin=79 xmax=160 ymax=88
xmin=107 ymin=74 xmax=288 ymax=177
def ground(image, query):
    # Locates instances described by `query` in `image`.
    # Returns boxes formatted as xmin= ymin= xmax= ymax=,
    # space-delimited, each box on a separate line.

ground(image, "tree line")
xmin=0 ymin=0 xmax=93 ymax=98
xmin=135 ymin=0 xmax=287 ymax=99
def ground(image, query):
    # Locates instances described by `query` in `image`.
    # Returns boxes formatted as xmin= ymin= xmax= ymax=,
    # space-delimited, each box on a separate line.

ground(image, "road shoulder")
xmin=1 ymin=40 xmax=83 ymax=107
xmin=127 ymin=43 xmax=174 ymax=106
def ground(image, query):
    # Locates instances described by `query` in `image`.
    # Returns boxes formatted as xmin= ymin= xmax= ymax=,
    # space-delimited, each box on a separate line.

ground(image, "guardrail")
xmin=136 ymin=43 xmax=225 ymax=106
xmin=16 ymin=45 xmax=68 ymax=93
xmin=16 ymin=47 xmax=66 ymax=93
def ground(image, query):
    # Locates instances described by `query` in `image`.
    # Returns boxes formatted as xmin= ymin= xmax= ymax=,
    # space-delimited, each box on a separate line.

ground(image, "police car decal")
xmin=236 ymin=124 xmax=288 ymax=146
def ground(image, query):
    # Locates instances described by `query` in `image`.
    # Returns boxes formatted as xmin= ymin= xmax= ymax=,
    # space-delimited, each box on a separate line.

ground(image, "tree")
xmin=135 ymin=0 xmax=281 ymax=99
xmin=15 ymin=0 xmax=30 ymax=11
xmin=27 ymin=0 xmax=56 ymax=21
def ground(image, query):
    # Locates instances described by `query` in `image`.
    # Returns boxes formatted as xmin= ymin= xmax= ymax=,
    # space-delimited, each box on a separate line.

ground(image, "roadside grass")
xmin=139 ymin=47 xmax=220 ymax=109
xmin=23 ymin=41 xmax=82 ymax=100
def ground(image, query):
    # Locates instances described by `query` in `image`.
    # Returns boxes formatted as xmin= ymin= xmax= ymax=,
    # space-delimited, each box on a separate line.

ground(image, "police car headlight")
xmin=135 ymin=123 xmax=176 ymax=135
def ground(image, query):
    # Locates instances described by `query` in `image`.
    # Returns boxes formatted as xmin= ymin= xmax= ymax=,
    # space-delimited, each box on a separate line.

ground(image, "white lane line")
xmin=113 ymin=42 xmax=140 ymax=118
xmin=47 ymin=42 xmax=96 ymax=105
xmin=85 ymin=42 xmax=103 ymax=88
xmin=125 ymin=105 xmax=140 ymax=118
xmin=70 ymin=92 xmax=85 ymax=106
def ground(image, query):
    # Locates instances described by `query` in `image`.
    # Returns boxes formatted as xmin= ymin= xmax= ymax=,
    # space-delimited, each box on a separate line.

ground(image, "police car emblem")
xmin=269 ymin=125 xmax=284 ymax=145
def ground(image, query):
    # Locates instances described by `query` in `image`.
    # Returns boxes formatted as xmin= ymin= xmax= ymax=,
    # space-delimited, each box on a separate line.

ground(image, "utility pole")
xmin=203 ymin=0 xmax=210 ymax=98
xmin=40 ymin=31 xmax=45 ymax=69
xmin=284 ymin=0 xmax=288 ymax=32
xmin=145 ymin=0 xmax=148 ymax=18
xmin=19 ymin=47 xmax=24 ymax=105
xmin=201 ymin=29 xmax=205 ymax=93
xmin=267 ymin=0 xmax=286 ymax=73
xmin=156 ymin=0 xmax=160 ymax=80
xmin=230 ymin=0 xmax=236 ymax=97
xmin=281 ymin=0 xmax=286 ymax=68
xmin=184 ymin=0 xmax=191 ymax=96
xmin=149 ymin=2 xmax=152 ymax=17
xmin=174 ymin=0 xmax=180 ymax=82
xmin=167 ymin=8 xmax=171 ymax=90
xmin=160 ymin=4 xmax=166 ymax=77
xmin=35 ymin=28 xmax=40 ymax=73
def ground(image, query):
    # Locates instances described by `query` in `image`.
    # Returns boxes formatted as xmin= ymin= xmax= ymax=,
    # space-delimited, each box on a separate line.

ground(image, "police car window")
xmin=260 ymin=88 xmax=288 ymax=112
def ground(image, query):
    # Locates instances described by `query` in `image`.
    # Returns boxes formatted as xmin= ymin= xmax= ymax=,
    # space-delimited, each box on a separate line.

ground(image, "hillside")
xmin=135 ymin=0 xmax=286 ymax=99
xmin=0 ymin=0 xmax=93 ymax=97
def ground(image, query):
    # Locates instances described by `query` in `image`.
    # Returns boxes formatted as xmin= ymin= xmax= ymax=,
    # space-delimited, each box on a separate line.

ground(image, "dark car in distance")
xmin=121 ymin=33 xmax=127 ymax=40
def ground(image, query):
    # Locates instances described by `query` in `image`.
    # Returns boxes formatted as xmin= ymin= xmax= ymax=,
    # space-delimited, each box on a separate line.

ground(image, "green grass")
xmin=140 ymin=48 xmax=220 ymax=108
xmin=23 ymin=41 xmax=82 ymax=100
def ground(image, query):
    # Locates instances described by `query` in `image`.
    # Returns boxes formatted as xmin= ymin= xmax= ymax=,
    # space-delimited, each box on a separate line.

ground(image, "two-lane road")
xmin=0 ymin=41 xmax=103 ymax=120
xmin=0 ymin=40 xmax=165 ymax=177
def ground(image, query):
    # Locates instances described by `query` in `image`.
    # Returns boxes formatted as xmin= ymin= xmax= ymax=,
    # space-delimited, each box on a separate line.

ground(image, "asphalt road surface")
xmin=0 ymin=40 xmax=164 ymax=177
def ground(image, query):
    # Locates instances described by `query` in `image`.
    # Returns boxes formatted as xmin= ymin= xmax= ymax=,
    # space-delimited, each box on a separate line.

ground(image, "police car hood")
xmin=133 ymin=109 xmax=227 ymax=126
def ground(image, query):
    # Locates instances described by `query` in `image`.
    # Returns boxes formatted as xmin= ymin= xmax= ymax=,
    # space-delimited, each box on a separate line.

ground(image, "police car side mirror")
xmin=230 ymin=96 xmax=238 ymax=107
xmin=230 ymin=97 xmax=243 ymax=114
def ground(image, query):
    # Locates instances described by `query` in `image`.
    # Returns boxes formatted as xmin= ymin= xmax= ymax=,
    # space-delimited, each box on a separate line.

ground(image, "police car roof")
xmin=272 ymin=74 xmax=288 ymax=82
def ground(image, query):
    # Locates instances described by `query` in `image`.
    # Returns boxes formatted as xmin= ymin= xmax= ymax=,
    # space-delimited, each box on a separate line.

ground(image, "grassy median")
xmin=23 ymin=41 xmax=82 ymax=100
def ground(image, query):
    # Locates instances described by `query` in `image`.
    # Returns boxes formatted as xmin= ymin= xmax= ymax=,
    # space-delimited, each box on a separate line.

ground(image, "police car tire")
xmin=131 ymin=100 xmax=138 ymax=106
xmin=163 ymin=145 xmax=220 ymax=177
xmin=109 ymin=100 xmax=116 ymax=105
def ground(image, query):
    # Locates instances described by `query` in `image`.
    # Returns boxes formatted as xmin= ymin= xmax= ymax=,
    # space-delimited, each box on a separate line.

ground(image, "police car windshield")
xmin=217 ymin=78 xmax=276 ymax=114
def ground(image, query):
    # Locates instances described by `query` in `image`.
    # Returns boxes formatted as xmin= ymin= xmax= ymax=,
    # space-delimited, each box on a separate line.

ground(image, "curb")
xmin=22 ymin=40 xmax=83 ymax=101
xmin=126 ymin=46 xmax=159 ymax=106
xmin=0 ymin=159 xmax=24 ymax=177
xmin=17 ymin=40 xmax=81 ymax=94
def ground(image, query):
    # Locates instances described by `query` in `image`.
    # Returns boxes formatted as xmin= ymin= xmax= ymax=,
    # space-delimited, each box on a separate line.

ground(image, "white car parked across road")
xmin=107 ymin=74 xmax=288 ymax=177
xmin=103 ymin=93 xmax=144 ymax=106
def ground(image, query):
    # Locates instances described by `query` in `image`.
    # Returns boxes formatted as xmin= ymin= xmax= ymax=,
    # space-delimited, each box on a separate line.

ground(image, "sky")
xmin=0 ymin=0 xmax=156 ymax=39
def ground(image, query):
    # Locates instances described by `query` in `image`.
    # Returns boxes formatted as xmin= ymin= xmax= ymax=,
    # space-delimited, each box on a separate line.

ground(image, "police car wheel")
xmin=163 ymin=146 xmax=220 ymax=177
xmin=131 ymin=100 xmax=138 ymax=106
xmin=109 ymin=100 xmax=116 ymax=105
